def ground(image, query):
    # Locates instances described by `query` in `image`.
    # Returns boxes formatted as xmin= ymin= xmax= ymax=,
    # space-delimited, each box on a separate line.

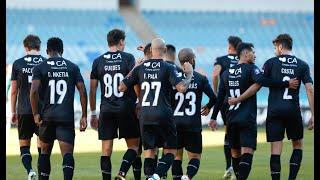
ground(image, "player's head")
xmin=272 ymin=33 xmax=293 ymax=56
xmin=178 ymin=48 xmax=196 ymax=69
xmin=227 ymin=36 xmax=242 ymax=54
xmin=23 ymin=34 xmax=41 ymax=52
xmin=151 ymin=38 xmax=166 ymax=58
xmin=46 ymin=37 xmax=63 ymax=57
xmin=237 ymin=42 xmax=256 ymax=64
xmin=107 ymin=29 xmax=126 ymax=51
xmin=144 ymin=43 xmax=152 ymax=59
xmin=164 ymin=44 xmax=176 ymax=62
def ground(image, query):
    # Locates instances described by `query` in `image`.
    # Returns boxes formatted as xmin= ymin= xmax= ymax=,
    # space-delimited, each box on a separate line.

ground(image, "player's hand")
xmin=90 ymin=115 xmax=98 ymax=130
xmin=136 ymin=57 xmax=144 ymax=66
xmin=11 ymin=113 xmax=18 ymax=124
xmin=288 ymin=78 xmax=299 ymax=89
xmin=80 ymin=116 xmax=87 ymax=132
xmin=137 ymin=44 xmax=145 ymax=51
xmin=34 ymin=114 xmax=42 ymax=126
xmin=182 ymin=62 xmax=193 ymax=76
xmin=228 ymin=97 xmax=239 ymax=106
xmin=201 ymin=105 xmax=211 ymax=116
xmin=307 ymin=116 xmax=314 ymax=130
xmin=208 ymin=120 xmax=218 ymax=131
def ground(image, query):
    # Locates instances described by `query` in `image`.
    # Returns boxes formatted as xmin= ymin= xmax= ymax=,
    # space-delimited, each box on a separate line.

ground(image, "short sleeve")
xmin=214 ymin=57 xmax=222 ymax=66
xmin=127 ymin=54 xmax=136 ymax=72
xmin=11 ymin=62 xmax=18 ymax=81
xmin=262 ymin=59 xmax=271 ymax=77
xmin=74 ymin=65 xmax=84 ymax=83
xmin=251 ymin=65 xmax=264 ymax=82
xmin=301 ymin=63 xmax=313 ymax=84
xmin=123 ymin=66 xmax=139 ymax=87
xmin=32 ymin=64 xmax=42 ymax=80
xmin=168 ymin=65 xmax=183 ymax=86
xmin=90 ymin=59 xmax=99 ymax=79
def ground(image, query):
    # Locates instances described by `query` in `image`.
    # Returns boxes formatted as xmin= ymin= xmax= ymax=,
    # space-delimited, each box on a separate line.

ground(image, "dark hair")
xmin=47 ymin=37 xmax=63 ymax=54
xmin=236 ymin=42 xmax=254 ymax=57
xmin=272 ymin=34 xmax=293 ymax=50
xmin=144 ymin=43 xmax=152 ymax=55
xmin=228 ymin=36 xmax=242 ymax=49
xmin=166 ymin=44 xmax=176 ymax=55
xmin=107 ymin=29 xmax=126 ymax=46
xmin=23 ymin=34 xmax=41 ymax=50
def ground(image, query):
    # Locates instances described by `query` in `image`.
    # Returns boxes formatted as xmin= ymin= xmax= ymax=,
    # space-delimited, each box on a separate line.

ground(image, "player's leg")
xmin=38 ymin=121 xmax=55 ymax=180
xmin=228 ymin=123 xmax=241 ymax=179
xmin=142 ymin=125 xmax=157 ymax=179
xmin=237 ymin=123 xmax=257 ymax=180
xmin=287 ymin=115 xmax=304 ymax=180
xmin=266 ymin=117 xmax=285 ymax=180
xmin=99 ymin=112 xmax=117 ymax=180
xmin=172 ymin=149 xmax=183 ymax=180
xmin=58 ymin=141 xmax=75 ymax=180
xmin=183 ymin=131 xmax=202 ymax=180
xmin=151 ymin=123 xmax=177 ymax=179
xmin=56 ymin=122 xmax=76 ymax=180
xmin=116 ymin=138 xmax=139 ymax=179
xmin=132 ymin=140 xmax=143 ymax=180
xmin=18 ymin=115 xmax=37 ymax=177
xmin=116 ymin=112 xmax=140 ymax=179
xmin=221 ymin=106 xmax=233 ymax=178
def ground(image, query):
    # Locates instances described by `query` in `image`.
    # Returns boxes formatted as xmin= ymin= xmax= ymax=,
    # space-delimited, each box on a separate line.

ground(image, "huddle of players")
xmin=10 ymin=28 xmax=314 ymax=180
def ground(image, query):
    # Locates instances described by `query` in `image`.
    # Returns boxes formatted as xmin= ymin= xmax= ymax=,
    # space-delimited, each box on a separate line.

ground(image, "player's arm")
xmin=212 ymin=64 xmax=222 ymax=95
xmin=10 ymin=80 xmax=18 ymax=124
xmin=228 ymin=83 xmax=261 ymax=105
xmin=201 ymin=77 xmax=217 ymax=116
xmin=75 ymin=66 xmax=87 ymax=131
xmin=175 ymin=62 xmax=194 ymax=93
xmin=89 ymin=79 xmax=98 ymax=130
xmin=208 ymin=77 xmax=226 ymax=131
xmin=134 ymin=85 xmax=141 ymax=98
xmin=305 ymin=83 xmax=314 ymax=130
xmin=30 ymin=79 xmax=41 ymax=126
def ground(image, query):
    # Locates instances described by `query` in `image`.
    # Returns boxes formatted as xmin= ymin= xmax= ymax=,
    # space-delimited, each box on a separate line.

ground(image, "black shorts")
xmin=98 ymin=111 xmax=140 ymax=140
xmin=142 ymin=123 xmax=177 ymax=150
xmin=220 ymin=103 xmax=229 ymax=125
xmin=18 ymin=114 xmax=39 ymax=140
xmin=177 ymin=130 xmax=202 ymax=154
xmin=227 ymin=121 xmax=257 ymax=150
xmin=39 ymin=121 xmax=75 ymax=145
xmin=266 ymin=114 xmax=303 ymax=142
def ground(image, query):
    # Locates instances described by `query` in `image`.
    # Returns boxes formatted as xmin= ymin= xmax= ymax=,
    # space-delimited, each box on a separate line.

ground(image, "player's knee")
xmin=62 ymin=153 xmax=74 ymax=169
xmin=188 ymin=152 xmax=201 ymax=160
xmin=241 ymin=147 xmax=254 ymax=155
xmin=292 ymin=139 xmax=303 ymax=149
xmin=231 ymin=149 xmax=241 ymax=158
xmin=102 ymin=147 xmax=113 ymax=156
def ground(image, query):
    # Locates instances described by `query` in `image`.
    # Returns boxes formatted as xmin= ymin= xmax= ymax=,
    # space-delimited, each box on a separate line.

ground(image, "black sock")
xmin=154 ymin=153 xmax=174 ymax=178
xmin=144 ymin=158 xmax=156 ymax=179
xmin=101 ymin=156 xmax=112 ymax=180
xmin=238 ymin=153 xmax=253 ymax=180
xmin=118 ymin=149 xmax=137 ymax=177
xmin=20 ymin=146 xmax=32 ymax=174
xmin=161 ymin=151 xmax=168 ymax=178
xmin=289 ymin=149 xmax=302 ymax=180
xmin=132 ymin=156 xmax=142 ymax=180
xmin=172 ymin=160 xmax=183 ymax=180
xmin=37 ymin=147 xmax=41 ymax=176
xmin=232 ymin=157 xmax=241 ymax=179
xmin=224 ymin=134 xmax=232 ymax=170
xmin=39 ymin=154 xmax=51 ymax=180
xmin=63 ymin=153 xmax=74 ymax=180
xmin=187 ymin=158 xmax=200 ymax=179
xmin=270 ymin=154 xmax=281 ymax=180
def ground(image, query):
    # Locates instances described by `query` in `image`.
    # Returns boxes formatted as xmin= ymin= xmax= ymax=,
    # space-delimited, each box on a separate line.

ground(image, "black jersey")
xmin=122 ymin=59 xmax=183 ymax=125
xmin=211 ymin=63 xmax=288 ymax=123
xmin=90 ymin=51 xmax=137 ymax=113
xmin=214 ymin=54 xmax=239 ymax=77
xmin=11 ymin=55 xmax=46 ymax=115
xmin=263 ymin=55 xmax=313 ymax=116
xmin=32 ymin=57 xmax=84 ymax=122
xmin=172 ymin=68 xmax=216 ymax=132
